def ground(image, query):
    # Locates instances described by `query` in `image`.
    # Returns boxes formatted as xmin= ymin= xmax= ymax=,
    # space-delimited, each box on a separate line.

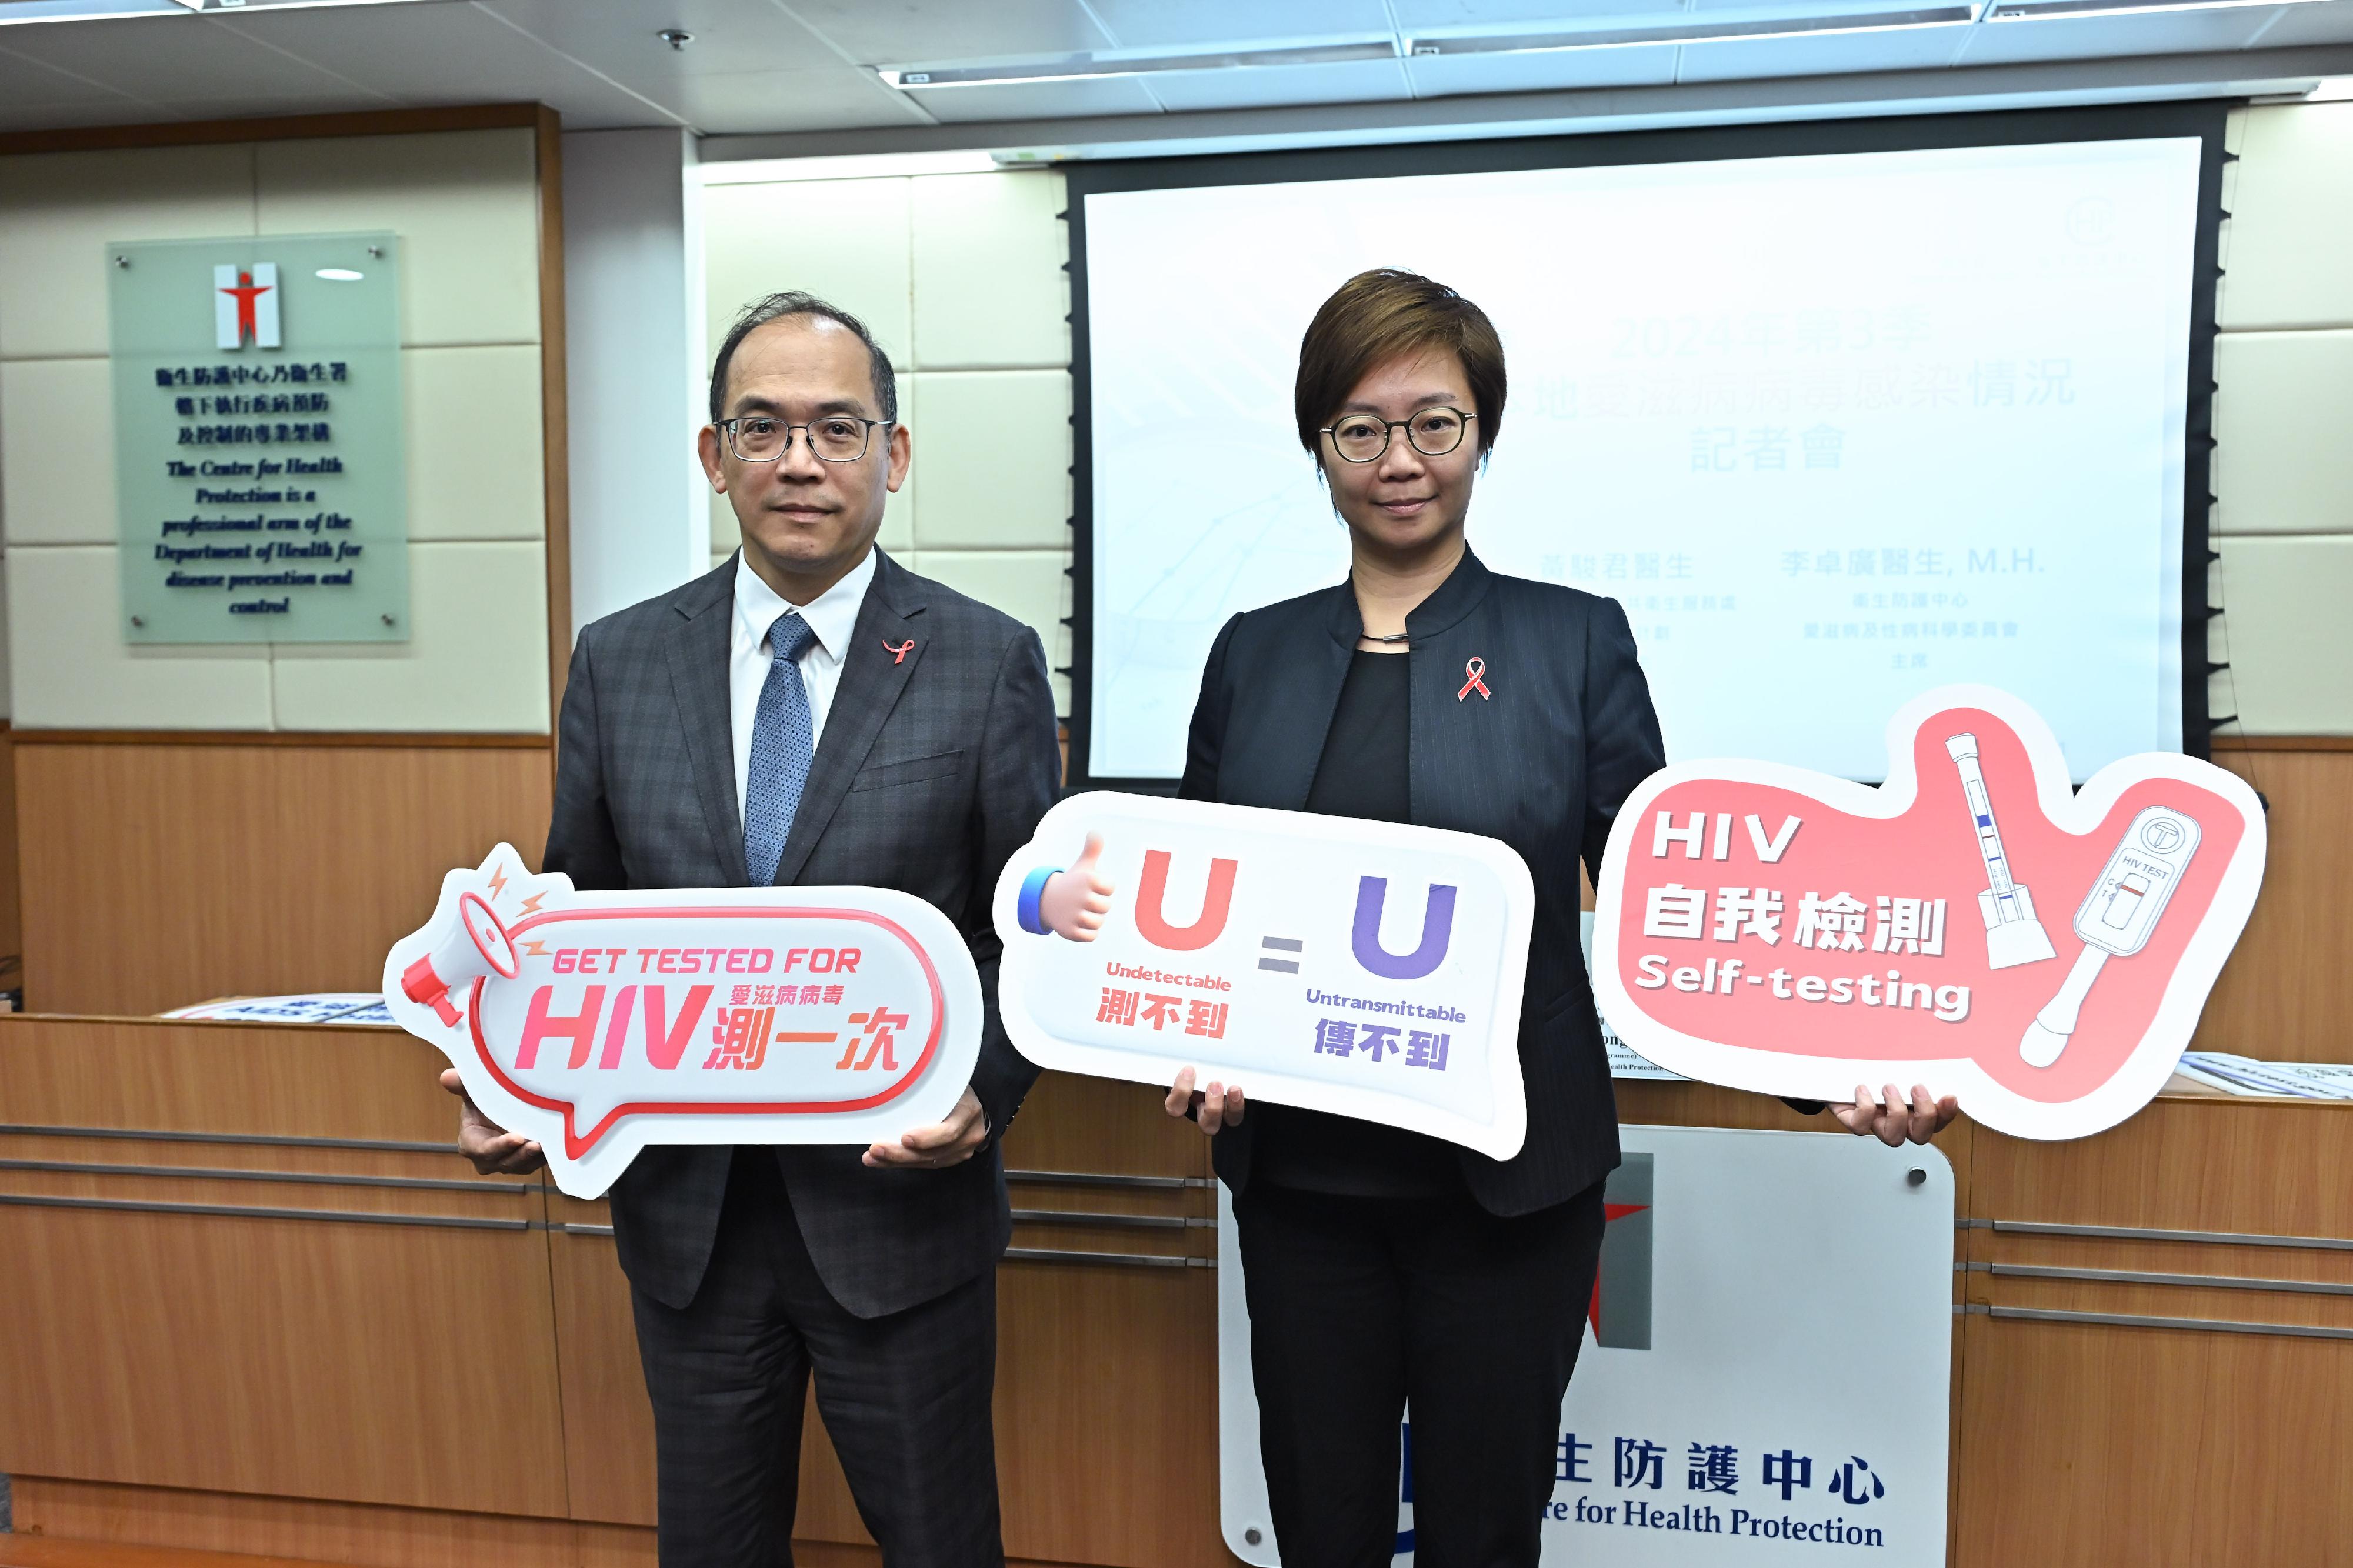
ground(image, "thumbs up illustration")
xmin=1023 ymin=832 xmax=1116 ymax=942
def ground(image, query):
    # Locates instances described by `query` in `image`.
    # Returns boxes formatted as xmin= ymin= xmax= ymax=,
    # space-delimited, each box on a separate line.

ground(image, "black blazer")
xmin=1179 ymin=548 xmax=1665 ymax=1215
xmin=545 ymin=550 xmax=1059 ymax=1317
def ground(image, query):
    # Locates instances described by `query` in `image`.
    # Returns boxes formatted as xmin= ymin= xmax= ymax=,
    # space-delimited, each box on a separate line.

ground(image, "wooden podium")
xmin=2 ymin=1013 xmax=2347 ymax=1566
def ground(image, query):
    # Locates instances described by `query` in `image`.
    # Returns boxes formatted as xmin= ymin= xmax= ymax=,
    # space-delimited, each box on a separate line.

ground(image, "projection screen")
xmin=1066 ymin=105 xmax=2224 ymax=786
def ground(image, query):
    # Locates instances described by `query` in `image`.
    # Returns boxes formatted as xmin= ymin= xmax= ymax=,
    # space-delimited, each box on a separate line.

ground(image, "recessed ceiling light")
xmin=879 ymin=39 xmax=1396 ymax=89
xmin=699 ymin=151 xmax=1013 ymax=184
xmin=1 ymin=0 xmax=446 ymax=21
xmin=1985 ymin=0 xmax=2328 ymax=18
xmin=315 ymin=268 xmax=364 ymax=281
xmin=1409 ymin=8 xmax=1978 ymax=56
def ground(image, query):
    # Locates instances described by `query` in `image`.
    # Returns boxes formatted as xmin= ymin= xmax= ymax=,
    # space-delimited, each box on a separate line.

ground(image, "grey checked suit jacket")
xmin=545 ymin=549 xmax=1059 ymax=1319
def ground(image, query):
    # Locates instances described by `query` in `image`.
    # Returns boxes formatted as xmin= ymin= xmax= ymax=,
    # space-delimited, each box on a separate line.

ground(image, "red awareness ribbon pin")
xmin=884 ymin=639 xmax=915 ymax=665
xmin=1458 ymin=656 xmax=1491 ymax=702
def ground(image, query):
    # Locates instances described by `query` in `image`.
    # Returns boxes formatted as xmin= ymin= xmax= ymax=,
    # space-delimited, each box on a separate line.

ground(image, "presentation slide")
xmin=1080 ymin=136 xmax=2200 ymax=783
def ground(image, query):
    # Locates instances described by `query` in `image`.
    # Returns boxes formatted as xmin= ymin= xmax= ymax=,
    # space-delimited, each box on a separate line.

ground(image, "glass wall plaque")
xmin=108 ymin=232 xmax=408 ymax=643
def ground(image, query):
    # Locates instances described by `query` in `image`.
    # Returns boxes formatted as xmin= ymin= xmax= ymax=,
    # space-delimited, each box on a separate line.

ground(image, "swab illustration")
xmin=1945 ymin=732 xmax=2057 ymax=970
xmin=2021 ymin=806 xmax=2202 ymax=1069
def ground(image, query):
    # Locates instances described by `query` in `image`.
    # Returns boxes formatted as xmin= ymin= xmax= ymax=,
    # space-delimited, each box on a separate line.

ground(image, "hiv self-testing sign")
xmin=992 ymin=793 xmax=1536 ymax=1159
xmin=384 ymin=844 xmax=982 ymax=1197
xmin=1592 ymin=686 xmax=2266 ymax=1140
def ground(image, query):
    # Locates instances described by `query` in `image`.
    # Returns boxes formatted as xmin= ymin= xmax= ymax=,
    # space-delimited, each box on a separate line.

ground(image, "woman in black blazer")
xmin=1156 ymin=269 xmax=1957 ymax=1568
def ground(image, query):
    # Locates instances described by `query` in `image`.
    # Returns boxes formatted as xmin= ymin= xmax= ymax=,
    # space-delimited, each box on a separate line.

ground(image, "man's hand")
xmin=1830 ymin=1083 xmax=1960 ymax=1147
xmin=438 ymin=1067 xmax=546 ymax=1175
xmin=1165 ymin=1065 xmax=1244 ymax=1135
xmin=865 ymin=1086 xmax=990 ymax=1169
xmin=1039 ymin=832 xmax=1115 ymax=941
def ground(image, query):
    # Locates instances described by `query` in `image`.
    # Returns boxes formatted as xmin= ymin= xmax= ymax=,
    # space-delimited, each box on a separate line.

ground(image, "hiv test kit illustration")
xmin=993 ymin=793 xmax=1537 ymax=1159
xmin=1591 ymin=687 xmax=2266 ymax=1140
xmin=385 ymin=845 xmax=982 ymax=1197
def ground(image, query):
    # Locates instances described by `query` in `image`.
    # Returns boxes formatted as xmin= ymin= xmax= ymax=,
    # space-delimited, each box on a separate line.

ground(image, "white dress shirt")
xmin=730 ymin=547 xmax=877 ymax=830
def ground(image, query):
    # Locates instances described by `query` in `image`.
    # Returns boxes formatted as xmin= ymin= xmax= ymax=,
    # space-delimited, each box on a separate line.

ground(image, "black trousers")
xmin=1231 ymin=1179 xmax=1608 ymax=1568
xmin=628 ymin=1147 xmax=1004 ymax=1568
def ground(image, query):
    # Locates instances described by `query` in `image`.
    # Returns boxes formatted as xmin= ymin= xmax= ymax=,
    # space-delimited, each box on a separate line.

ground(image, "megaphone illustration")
xmin=399 ymin=891 xmax=519 ymax=1025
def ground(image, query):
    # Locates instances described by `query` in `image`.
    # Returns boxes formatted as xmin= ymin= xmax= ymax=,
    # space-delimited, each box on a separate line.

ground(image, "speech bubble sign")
xmin=384 ymin=845 xmax=982 ymax=1197
xmin=992 ymin=793 xmax=1535 ymax=1158
xmin=1592 ymin=686 xmax=2267 ymax=1140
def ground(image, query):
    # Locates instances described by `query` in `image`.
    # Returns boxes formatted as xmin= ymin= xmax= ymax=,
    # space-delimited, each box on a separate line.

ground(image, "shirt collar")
xmin=734 ymin=545 xmax=877 ymax=661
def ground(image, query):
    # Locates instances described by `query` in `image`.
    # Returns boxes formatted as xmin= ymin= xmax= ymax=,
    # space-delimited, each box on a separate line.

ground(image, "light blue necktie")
xmin=744 ymin=610 xmax=819 ymax=886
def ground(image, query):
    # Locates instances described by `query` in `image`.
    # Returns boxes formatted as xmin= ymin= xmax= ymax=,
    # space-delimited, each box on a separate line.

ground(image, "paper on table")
xmin=2176 ymin=1052 xmax=2353 ymax=1100
xmin=162 ymin=993 xmax=396 ymax=1025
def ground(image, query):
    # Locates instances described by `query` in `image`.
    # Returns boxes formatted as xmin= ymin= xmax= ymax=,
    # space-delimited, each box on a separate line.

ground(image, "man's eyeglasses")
xmin=718 ymin=415 xmax=892 ymax=464
xmin=1318 ymin=408 xmax=1475 ymax=465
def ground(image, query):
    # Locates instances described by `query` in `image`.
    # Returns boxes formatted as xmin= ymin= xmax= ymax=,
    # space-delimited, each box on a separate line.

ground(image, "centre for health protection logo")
xmin=214 ymin=262 xmax=281 ymax=349
xmin=1592 ymin=1153 xmax=1654 ymax=1351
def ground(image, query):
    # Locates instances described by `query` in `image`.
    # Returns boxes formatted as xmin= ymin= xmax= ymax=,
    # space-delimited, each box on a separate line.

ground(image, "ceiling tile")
xmin=1402 ymin=39 xmax=1683 ymax=95
xmin=782 ymin=0 xmax=1111 ymax=65
xmin=481 ymin=0 xmax=836 ymax=78
xmin=902 ymin=74 xmax=1165 ymax=123
xmin=2241 ymin=0 xmax=2353 ymax=47
xmin=1082 ymin=0 xmax=1397 ymax=49
xmin=0 ymin=42 xmax=148 ymax=109
xmin=1139 ymin=57 xmax=1414 ymax=111
xmin=1 ymin=13 xmax=376 ymax=102
xmin=216 ymin=3 xmax=679 ymax=128
xmin=669 ymin=67 xmax=932 ymax=134
xmin=1675 ymin=21 xmax=1971 ymax=79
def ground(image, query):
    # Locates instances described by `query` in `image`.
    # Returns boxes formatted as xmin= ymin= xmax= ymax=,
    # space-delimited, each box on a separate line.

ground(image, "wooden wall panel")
xmin=0 ymin=725 xmax=20 ymax=975
xmin=1955 ymin=1316 xmax=2353 ymax=1566
xmin=546 ymin=1223 xmax=657 ymax=1529
xmin=0 ymin=1019 xmax=568 ymax=1520
xmin=14 ymin=738 xmax=551 ymax=1015
xmin=1971 ymin=1096 xmax=2353 ymax=1237
xmin=2192 ymin=748 xmax=2353 ymax=1064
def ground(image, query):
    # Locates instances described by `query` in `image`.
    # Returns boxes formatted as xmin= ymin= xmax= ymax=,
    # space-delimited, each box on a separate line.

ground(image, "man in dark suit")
xmin=444 ymin=291 xmax=1062 ymax=1567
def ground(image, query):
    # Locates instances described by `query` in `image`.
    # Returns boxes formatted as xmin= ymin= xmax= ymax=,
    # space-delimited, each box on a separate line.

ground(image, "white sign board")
xmin=1219 ymin=1127 xmax=1953 ymax=1565
xmin=993 ymin=793 xmax=1535 ymax=1159
xmin=384 ymin=844 xmax=982 ymax=1197
xmin=1592 ymin=687 xmax=2265 ymax=1139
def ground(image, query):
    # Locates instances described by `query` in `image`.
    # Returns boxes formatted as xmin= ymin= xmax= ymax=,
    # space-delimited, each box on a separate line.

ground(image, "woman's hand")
xmin=1165 ymin=1065 xmax=1245 ymax=1133
xmin=1831 ymin=1083 xmax=1959 ymax=1147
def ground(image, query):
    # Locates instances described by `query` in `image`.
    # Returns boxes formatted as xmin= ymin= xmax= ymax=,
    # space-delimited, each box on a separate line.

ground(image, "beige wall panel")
xmin=0 ymin=356 xmax=112 ymax=545
xmin=909 ymin=371 xmax=1069 ymax=549
xmin=6 ymin=543 xmax=270 ymax=729
xmin=269 ymin=540 xmax=550 ymax=732
xmin=255 ymin=129 xmax=539 ymax=349
xmin=909 ymin=547 xmax=1070 ymax=712
xmin=0 ymin=145 xmax=254 ymax=361
xmin=703 ymin=177 xmax=912 ymax=369
xmin=2217 ymin=102 xmax=2353 ymax=332
xmin=909 ymin=172 xmax=1068 ymax=371
xmin=405 ymin=344 xmax=545 ymax=542
xmin=2212 ymin=534 xmax=2353 ymax=734
xmin=2212 ymin=329 xmax=2353 ymax=536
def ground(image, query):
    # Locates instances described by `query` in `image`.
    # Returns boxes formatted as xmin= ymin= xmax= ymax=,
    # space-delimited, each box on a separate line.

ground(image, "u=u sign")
xmin=1133 ymin=850 xmax=1457 ymax=982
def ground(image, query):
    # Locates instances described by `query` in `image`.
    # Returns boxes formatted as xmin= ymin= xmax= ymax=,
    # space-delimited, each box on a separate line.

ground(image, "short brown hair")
xmin=1293 ymin=269 xmax=1506 ymax=459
